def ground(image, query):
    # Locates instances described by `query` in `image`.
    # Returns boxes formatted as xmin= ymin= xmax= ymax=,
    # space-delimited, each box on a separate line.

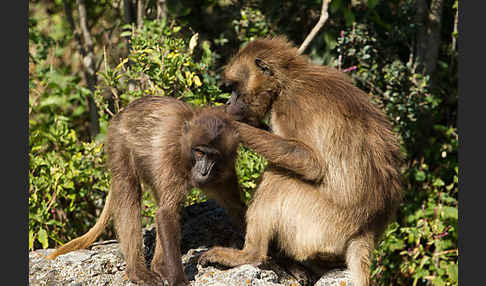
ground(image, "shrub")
xmin=29 ymin=117 xmax=109 ymax=250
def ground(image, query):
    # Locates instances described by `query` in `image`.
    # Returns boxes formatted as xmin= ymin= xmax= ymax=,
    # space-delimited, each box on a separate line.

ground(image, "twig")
xmin=104 ymin=105 xmax=115 ymax=117
xmin=297 ymin=0 xmax=332 ymax=54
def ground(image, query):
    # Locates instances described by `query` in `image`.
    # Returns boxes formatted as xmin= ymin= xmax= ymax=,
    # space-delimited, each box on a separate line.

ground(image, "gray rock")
xmin=29 ymin=200 xmax=352 ymax=286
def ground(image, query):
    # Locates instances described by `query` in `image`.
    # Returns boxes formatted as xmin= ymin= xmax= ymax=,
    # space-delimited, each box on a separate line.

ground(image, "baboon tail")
xmin=46 ymin=191 xmax=113 ymax=260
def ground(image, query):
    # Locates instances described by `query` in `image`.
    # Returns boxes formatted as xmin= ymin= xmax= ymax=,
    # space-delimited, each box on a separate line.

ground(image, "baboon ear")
xmin=255 ymin=58 xmax=273 ymax=76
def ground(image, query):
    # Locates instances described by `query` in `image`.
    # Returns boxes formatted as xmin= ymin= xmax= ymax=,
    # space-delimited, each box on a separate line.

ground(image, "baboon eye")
xmin=194 ymin=150 xmax=205 ymax=158
xmin=255 ymin=58 xmax=273 ymax=76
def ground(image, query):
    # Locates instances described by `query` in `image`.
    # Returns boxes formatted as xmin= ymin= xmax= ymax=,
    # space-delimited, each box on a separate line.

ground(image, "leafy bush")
xmin=232 ymin=6 xmax=273 ymax=44
xmin=29 ymin=117 xmax=110 ymax=250
xmin=29 ymin=15 xmax=112 ymax=250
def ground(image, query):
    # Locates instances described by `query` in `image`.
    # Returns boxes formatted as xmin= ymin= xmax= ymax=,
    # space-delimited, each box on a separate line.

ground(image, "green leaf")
xmin=415 ymin=170 xmax=426 ymax=181
xmin=388 ymin=239 xmax=405 ymax=251
xmin=432 ymin=277 xmax=445 ymax=286
xmin=37 ymin=228 xmax=49 ymax=249
xmin=447 ymin=263 xmax=458 ymax=282
xmin=29 ymin=230 xmax=35 ymax=250
xmin=442 ymin=206 xmax=458 ymax=220
xmin=120 ymin=31 xmax=132 ymax=38
xmin=433 ymin=178 xmax=445 ymax=187
xmin=121 ymin=24 xmax=132 ymax=30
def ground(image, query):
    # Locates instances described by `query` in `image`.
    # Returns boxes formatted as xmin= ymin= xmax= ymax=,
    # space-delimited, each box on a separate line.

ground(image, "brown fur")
xmin=198 ymin=37 xmax=403 ymax=286
xmin=47 ymin=96 xmax=245 ymax=286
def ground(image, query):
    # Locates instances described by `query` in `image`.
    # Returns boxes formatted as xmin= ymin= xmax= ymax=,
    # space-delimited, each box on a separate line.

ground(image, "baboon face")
xmin=189 ymin=144 xmax=222 ymax=187
xmin=223 ymin=43 xmax=281 ymax=128
xmin=183 ymin=114 xmax=238 ymax=188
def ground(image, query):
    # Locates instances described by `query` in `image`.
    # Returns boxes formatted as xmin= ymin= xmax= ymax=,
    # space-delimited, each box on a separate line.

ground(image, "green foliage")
xmin=29 ymin=117 xmax=110 ymax=250
xmin=235 ymin=147 xmax=267 ymax=204
xmin=97 ymin=20 xmax=221 ymax=107
xmin=232 ymin=6 xmax=273 ymax=44
xmin=29 ymin=14 xmax=91 ymax=140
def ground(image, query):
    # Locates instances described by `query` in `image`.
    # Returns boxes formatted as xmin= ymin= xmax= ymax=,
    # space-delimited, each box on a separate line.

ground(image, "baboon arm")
xmin=235 ymin=122 xmax=325 ymax=183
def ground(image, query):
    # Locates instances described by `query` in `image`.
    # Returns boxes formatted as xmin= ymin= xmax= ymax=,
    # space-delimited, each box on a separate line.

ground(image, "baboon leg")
xmin=345 ymin=233 xmax=374 ymax=286
xmin=112 ymin=178 xmax=160 ymax=284
xmin=150 ymin=205 xmax=188 ymax=286
xmin=198 ymin=208 xmax=270 ymax=267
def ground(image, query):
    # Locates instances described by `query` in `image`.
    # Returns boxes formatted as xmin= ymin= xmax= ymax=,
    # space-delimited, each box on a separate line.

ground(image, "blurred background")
xmin=29 ymin=0 xmax=458 ymax=285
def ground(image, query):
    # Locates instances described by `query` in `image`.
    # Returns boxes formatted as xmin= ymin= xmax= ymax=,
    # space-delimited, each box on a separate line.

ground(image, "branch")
xmin=451 ymin=5 xmax=458 ymax=52
xmin=64 ymin=0 xmax=100 ymax=137
xmin=423 ymin=0 xmax=445 ymax=75
xmin=415 ymin=0 xmax=444 ymax=77
xmin=297 ymin=0 xmax=331 ymax=55
xmin=137 ymin=0 xmax=145 ymax=29
xmin=77 ymin=0 xmax=94 ymax=50
xmin=63 ymin=0 xmax=86 ymax=57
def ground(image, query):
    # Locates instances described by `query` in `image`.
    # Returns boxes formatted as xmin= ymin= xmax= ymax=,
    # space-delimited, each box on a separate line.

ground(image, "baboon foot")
xmin=150 ymin=264 xmax=189 ymax=286
xmin=198 ymin=246 xmax=266 ymax=268
xmin=126 ymin=266 xmax=164 ymax=285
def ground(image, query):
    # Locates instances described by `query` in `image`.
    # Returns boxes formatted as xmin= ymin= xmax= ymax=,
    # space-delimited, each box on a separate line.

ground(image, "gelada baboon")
xmin=47 ymin=96 xmax=245 ymax=286
xmin=198 ymin=37 xmax=403 ymax=286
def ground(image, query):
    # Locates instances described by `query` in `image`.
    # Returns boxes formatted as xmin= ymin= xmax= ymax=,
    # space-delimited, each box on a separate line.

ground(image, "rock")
xmin=29 ymin=200 xmax=352 ymax=286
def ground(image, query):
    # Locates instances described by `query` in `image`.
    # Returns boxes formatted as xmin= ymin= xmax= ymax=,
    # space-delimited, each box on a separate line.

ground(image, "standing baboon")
xmin=198 ymin=37 xmax=403 ymax=286
xmin=47 ymin=96 xmax=245 ymax=286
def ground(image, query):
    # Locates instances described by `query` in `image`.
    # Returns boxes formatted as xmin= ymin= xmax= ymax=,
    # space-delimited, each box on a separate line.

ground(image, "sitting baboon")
xmin=198 ymin=37 xmax=403 ymax=286
xmin=47 ymin=96 xmax=246 ymax=286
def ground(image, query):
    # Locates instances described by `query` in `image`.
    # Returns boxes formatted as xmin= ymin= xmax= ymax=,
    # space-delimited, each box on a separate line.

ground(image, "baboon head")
xmin=223 ymin=37 xmax=303 ymax=127
xmin=181 ymin=109 xmax=239 ymax=188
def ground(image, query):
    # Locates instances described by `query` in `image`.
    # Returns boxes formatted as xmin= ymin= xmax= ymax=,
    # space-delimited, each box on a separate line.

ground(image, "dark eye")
xmin=194 ymin=150 xmax=204 ymax=158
